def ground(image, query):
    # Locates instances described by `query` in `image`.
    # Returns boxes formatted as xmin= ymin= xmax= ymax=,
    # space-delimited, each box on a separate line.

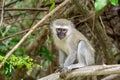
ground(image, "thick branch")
xmin=0 ymin=0 xmax=5 ymax=28
xmin=0 ymin=0 xmax=70 ymax=69
xmin=38 ymin=65 xmax=120 ymax=80
xmin=101 ymin=74 xmax=120 ymax=80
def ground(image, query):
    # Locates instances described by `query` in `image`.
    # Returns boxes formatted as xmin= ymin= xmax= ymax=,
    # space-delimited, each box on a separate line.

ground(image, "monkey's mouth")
xmin=57 ymin=33 xmax=66 ymax=39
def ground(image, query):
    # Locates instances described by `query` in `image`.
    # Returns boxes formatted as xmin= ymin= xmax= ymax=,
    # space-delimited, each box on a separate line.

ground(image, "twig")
xmin=0 ymin=0 xmax=70 ymax=68
xmin=99 ymin=16 xmax=106 ymax=32
xmin=85 ymin=23 xmax=97 ymax=39
xmin=75 ymin=13 xmax=95 ymax=26
xmin=38 ymin=65 xmax=120 ymax=80
xmin=0 ymin=8 xmax=48 ymax=11
xmin=0 ymin=29 xmax=29 ymax=42
xmin=29 ymin=2 xmax=42 ymax=27
xmin=0 ymin=0 xmax=5 ymax=28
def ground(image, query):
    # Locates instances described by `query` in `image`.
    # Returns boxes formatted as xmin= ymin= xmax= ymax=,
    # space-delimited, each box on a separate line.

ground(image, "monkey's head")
xmin=51 ymin=19 xmax=74 ymax=40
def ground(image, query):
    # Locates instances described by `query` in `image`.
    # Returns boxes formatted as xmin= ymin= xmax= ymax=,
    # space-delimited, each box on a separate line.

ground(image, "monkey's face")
xmin=51 ymin=19 xmax=74 ymax=39
xmin=51 ymin=25 xmax=71 ymax=40
xmin=56 ymin=28 xmax=68 ymax=39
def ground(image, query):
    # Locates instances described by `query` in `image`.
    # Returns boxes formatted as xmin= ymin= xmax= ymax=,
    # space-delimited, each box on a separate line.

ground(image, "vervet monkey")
xmin=51 ymin=19 xmax=95 ymax=73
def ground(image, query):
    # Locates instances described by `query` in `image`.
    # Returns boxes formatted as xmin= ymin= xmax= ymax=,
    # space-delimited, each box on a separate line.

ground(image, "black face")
xmin=56 ymin=28 xmax=68 ymax=39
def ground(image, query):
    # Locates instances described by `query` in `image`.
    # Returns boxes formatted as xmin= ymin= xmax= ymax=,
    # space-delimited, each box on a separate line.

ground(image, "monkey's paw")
xmin=59 ymin=67 xmax=71 ymax=79
xmin=60 ymin=71 xmax=67 ymax=79
xmin=63 ymin=66 xmax=72 ymax=73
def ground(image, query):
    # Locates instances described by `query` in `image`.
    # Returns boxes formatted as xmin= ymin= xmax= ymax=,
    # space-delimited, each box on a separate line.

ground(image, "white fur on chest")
xmin=54 ymin=36 xmax=70 ymax=55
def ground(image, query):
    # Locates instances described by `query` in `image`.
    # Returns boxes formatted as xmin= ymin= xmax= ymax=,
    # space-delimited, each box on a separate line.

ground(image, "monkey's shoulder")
xmin=71 ymin=30 xmax=95 ymax=52
xmin=71 ymin=30 xmax=87 ymax=43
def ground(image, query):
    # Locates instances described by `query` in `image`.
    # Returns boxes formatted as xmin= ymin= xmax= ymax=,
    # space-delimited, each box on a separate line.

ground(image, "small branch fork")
xmin=38 ymin=65 xmax=120 ymax=80
xmin=0 ymin=0 xmax=70 ymax=68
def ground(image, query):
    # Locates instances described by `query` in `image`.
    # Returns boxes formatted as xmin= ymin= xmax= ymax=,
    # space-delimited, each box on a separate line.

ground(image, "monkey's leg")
xmin=60 ymin=51 xmax=77 ymax=78
xmin=77 ymin=41 xmax=97 ymax=80
xmin=77 ymin=40 xmax=95 ymax=65
xmin=64 ymin=51 xmax=77 ymax=71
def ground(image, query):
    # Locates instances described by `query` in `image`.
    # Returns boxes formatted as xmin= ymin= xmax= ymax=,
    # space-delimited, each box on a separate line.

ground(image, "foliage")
xmin=0 ymin=0 xmax=55 ymax=79
xmin=0 ymin=14 xmax=39 ymax=78
xmin=95 ymin=0 xmax=118 ymax=11
xmin=39 ymin=46 xmax=53 ymax=62
xmin=42 ymin=0 xmax=55 ymax=11
xmin=49 ymin=2 xmax=55 ymax=12
xmin=0 ymin=55 xmax=33 ymax=77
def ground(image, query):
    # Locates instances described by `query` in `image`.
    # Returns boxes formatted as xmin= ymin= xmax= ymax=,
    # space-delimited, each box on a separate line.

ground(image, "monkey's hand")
xmin=60 ymin=70 xmax=67 ymax=79
xmin=60 ymin=66 xmax=71 ymax=78
xmin=63 ymin=66 xmax=72 ymax=73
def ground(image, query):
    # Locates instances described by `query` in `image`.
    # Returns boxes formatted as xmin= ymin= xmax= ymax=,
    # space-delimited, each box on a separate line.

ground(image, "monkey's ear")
xmin=70 ymin=21 xmax=75 ymax=28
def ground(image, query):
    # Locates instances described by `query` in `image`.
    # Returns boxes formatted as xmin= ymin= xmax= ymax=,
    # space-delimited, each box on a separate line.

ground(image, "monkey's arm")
xmin=63 ymin=51 xmax=77 ymax=71
xmin=59 ymin=50 xmax=66 ymax=67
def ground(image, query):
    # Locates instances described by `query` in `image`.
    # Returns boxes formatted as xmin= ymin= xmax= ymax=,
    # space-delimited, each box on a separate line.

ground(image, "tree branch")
xmin=0 ymin=0 xmax=5 ymax=28
xmin=0 ymin=0 xmax=70 ymax=69
xmin=0 ymin=8 xmax=48 ymax=11
xmin=38 ymin=65 xmax=120 ymax=80
xmin=0 ymin=29 xmax=29 ymax=42
xmin=101 ymin=74 xmax=120 ymax=80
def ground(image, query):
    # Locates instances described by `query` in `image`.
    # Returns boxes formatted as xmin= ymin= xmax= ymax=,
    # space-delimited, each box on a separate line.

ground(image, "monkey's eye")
xmin=56 ymin=28 xmax=61 ymax=32
xmin=62 ymin=29 xmax=67 ymax=33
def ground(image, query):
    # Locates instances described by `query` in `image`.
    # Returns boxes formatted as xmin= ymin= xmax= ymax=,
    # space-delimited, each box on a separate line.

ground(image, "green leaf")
xmin=39 ymin=46 xmax=53 ymax=61
xmin=0 ymin=55 xmax=4 ymax=61
xmin=110 ymin=0 xmax=118 ymax=5
xmin=4 ymin=63 xmax=14 ymax=77
xmin=14 ymin=49 xmax=24 ymax=56
xmin=95 ymin=0 xmax=108 ymax=11
xmin=49 ymin=2 xmax=55 ymax=12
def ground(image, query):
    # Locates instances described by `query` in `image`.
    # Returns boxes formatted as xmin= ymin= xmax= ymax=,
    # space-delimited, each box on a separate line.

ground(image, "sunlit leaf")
xmin=110 ymin=0 xmax=118 ymax=5
xmin=0 ymin=55 xmax=4 ymax=61
xmin=95 ymin=0 xmax=108 ymax=11
xmin=49 ymin=2 xmax=55 ymax=12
